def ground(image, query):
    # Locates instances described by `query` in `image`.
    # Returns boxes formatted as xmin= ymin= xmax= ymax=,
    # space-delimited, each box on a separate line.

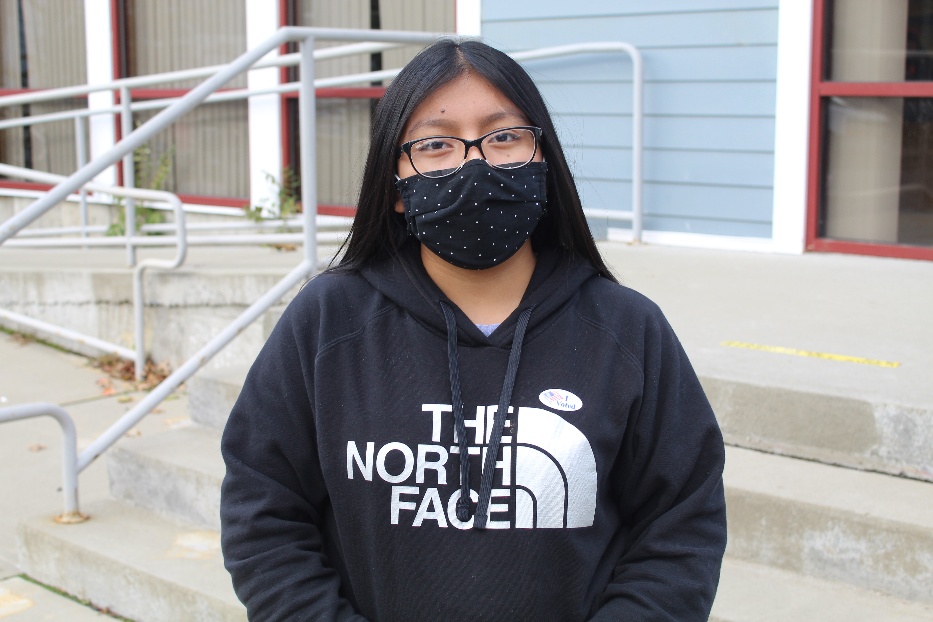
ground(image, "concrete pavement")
xmin=597 ymin=243 xmax=932 ymax=411
xmin=0 ymin=331 xmax=189 ymax=620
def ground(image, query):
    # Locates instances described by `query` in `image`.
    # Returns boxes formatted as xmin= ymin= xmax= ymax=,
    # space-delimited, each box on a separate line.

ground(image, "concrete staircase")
xmin=17 ymin=364 xmax=933 ymax=621
xmin=7 ymin=244 xmax=933 ymax=621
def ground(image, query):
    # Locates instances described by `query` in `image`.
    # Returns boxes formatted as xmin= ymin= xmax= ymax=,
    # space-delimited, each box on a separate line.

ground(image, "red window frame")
xmin=0 ymin=0 xmax=383 ymax=217
xmin=278 ymin=1 xmax=384 ymax=218
xmin=807 ymin=0 xmax=933 ymax=260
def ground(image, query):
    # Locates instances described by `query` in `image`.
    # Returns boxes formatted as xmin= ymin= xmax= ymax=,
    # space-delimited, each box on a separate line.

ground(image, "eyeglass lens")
xmin=409 ymin=127 xmax=537 ymax=178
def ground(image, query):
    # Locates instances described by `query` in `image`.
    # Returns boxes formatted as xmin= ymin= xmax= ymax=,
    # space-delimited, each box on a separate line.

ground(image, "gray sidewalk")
xmin=598 ymin=243 xmax=932 ymax=411
xmin=0 ymin=241 xmax=931 ymax=619
xmin=0 ymin=332 xmax=189 ymax=619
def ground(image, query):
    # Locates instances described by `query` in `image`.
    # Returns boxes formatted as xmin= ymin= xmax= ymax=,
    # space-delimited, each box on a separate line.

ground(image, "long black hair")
xmin=336 ymin=38 xmax=616 ymax=282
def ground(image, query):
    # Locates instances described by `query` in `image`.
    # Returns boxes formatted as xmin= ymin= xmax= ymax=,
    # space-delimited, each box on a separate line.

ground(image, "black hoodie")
xmin=220 ymin=242 xmax=727 ymax=622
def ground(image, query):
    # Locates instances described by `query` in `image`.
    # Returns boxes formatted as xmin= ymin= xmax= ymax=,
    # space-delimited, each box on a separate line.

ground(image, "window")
xmin=0 ymin=0 xmax=86 ymax=177
xmin=120 ymin=0 xmax=250 ymax=200
xmin=809 ymin=0 xmax=933 ymax=259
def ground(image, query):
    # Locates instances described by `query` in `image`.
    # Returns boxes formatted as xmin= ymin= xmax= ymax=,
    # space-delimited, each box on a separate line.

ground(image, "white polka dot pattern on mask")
xmin=395 ymin=160 xmax=548 ymax=270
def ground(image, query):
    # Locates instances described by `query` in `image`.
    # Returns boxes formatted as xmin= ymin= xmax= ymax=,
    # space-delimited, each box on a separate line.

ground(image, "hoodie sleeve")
xmin=590 ymin=308 xmax=727 ymax=621
xmin=220 ymin=303 xmax=368 ymax=622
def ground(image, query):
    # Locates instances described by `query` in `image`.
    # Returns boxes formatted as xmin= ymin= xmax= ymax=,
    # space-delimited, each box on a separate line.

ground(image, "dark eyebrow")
xmin=404 ymin=110 xmax=528 ymax=139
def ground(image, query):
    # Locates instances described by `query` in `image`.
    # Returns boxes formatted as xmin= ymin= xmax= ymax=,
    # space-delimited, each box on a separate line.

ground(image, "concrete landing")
xmin=598 ymin=244 xmax=932 ymax=413
xmin=598 ymin=243 xmax=933 ymax=480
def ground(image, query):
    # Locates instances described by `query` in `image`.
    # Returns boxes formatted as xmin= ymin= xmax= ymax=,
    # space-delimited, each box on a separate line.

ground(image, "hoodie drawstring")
xmin=440 ymin=302 xmax=472 ymax=523
xmin=440 ymin=301 xmax=534 ymax=529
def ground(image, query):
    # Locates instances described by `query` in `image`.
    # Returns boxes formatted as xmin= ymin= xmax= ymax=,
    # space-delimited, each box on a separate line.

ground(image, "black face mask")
xmin=395 ymin=160 xmax=547 ymax=270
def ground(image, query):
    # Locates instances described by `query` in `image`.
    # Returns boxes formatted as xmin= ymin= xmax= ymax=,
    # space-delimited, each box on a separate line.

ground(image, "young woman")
xmin=221 ymin=39 xmax=726 ymax=621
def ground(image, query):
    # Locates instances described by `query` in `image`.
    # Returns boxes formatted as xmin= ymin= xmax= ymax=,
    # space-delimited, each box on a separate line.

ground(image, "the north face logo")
xmin=346 ymin=403 xmax=597 ymax=529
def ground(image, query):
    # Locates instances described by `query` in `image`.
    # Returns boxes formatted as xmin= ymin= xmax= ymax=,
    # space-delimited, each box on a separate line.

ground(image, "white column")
xmin=83 ymin=0 xmax=117 ymax=186
xmin=770 ymin=0 xmax=814 ymax=254
xmin=456 ymin=0 xmax=482 ymax=36
xmin=246 ymin=0 xmax=282 ymax=215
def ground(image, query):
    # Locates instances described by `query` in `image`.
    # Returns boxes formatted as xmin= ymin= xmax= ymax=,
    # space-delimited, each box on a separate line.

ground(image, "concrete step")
xmin=725 ymin=446 xmax=933 ymax=605
xmin=712 ymin=557 xmax=933 ymax=621
xmin=187 ymin=366 xmax=249 ymax=430
xmin=0 ymin=248 xmax=305 ymax=370
xmin=704 ymin=375 xmax=933 ymax=483
xmin=0 ymin=576 xmax=122 ymax=621
xmin=187 ymin=361 xmax=933 ymax=485
xmin=17 ymin=499 xmax=245 ymax=622
xmin=106 ymin=404 xmax=933 ymax=610
xmin=108 ymin=424 xmax=224 ymax=531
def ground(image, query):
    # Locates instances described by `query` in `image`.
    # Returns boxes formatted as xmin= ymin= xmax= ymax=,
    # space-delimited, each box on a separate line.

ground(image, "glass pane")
xmin=821 ymin=97 xmax=933 ymax=247
xmin=126 ymin=0 xmax=247 ymax=88
xmin=827 ymin=0 xmax=933 ymax=81
xmin=0 ymin=1 xmax=87 ymax=173
xmin=134 ymin=102 xmax=250 ymax=198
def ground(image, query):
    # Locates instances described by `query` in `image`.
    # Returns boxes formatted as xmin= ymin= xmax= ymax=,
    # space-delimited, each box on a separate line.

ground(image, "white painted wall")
xmin=246 ymin=0 xmax=283 ymax=215
xmin=83 ymin=0 xmax=116 ymax=187
xmin=456 ymin=0 xmax=482 ymax=36
xmin=771 ymin=0 xmax=814 ymax=254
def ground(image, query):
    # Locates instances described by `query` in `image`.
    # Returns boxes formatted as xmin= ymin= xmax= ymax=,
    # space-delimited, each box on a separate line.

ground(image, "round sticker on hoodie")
xmin=539 ymin=389 xmax=582 ymax=412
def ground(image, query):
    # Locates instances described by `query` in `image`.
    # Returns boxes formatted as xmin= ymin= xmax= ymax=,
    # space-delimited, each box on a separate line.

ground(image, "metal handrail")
xmin=0 ymin=41 xmax=405 ymax=112
xmin=0 ymin=28 xmax=645 ymax=520
xmin=0 ymin=403 xmax=83 ymax=523
xmin=0 ymin=28 xmax=444 ymax=520
xmin=0 ymin=162 xmax=187 ymax=380
xmin=1 ymin=41 xmax=644 ymax=241
xmin=510 ymin=43 xmax=644 ymax=241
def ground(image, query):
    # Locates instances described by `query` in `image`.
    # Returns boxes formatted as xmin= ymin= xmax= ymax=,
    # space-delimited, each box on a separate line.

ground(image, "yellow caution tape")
xmin=720 ymin=341 xmax=900 ymax=368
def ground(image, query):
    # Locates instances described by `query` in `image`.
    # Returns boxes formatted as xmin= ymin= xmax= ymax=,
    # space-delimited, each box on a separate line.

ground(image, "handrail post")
xmin=134 ymin=264 xmax=147 ymax=382
xmin=74 ymin=116 xmax=89 ymax=242
xmin=630 ymin=47 xmax=644 ymax=243
xmin=299 ymin=35 xmax=318 ymax=268
xmin=120 ymin=86 xmax=137 ymax=266
xmin=0 ymin=403 xmax=86 ymax=523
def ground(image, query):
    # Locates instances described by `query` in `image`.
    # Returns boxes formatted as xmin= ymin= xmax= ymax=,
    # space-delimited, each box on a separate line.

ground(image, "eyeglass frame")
xmin=397 ymin=125 xmax=543 ymax=178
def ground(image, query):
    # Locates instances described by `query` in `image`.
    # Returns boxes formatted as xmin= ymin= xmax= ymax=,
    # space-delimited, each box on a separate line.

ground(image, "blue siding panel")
xmin=483 ymin=10 xmax=779 ymax=52
xmin=537 ymin=81 xmax=777 ymax=117
xmin=578 ymin=147 xmax=774 ymax=188
xmin=521 ymin=45 xmax=778 ymax=83
xmin=557 ymin=115 xmax=775 ymax=152
xmin=487 ymin=1 xmax=778 ymax=21
xmin=580 ymin=181 xmax=773 ymax=225
xmin=481 ymin=1 xmax=780 ymax=239
xmin=639 ymin=216 xmax=773 ymax=237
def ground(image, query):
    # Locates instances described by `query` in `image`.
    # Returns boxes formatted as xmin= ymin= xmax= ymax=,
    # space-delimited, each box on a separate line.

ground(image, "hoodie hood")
xmin=359 ymin=239 xmax=599 ymax=349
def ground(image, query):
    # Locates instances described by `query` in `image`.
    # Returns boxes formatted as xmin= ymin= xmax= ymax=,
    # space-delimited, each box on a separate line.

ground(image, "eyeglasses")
xmin=398 ymin=126 xmax=543 ymax=179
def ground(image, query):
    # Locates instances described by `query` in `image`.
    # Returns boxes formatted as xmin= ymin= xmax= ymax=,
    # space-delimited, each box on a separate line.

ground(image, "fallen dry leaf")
xmin=91 ymin=355 xmax=170 ymax=391
xmin=96 ymin=377 xmax=116 ymax=396
xmin=10 ymin=331 xmax=35 ymax=346
xmin=162 ymin=416 xmax=192 ymax=430
xmin=28 ymin=443 xmax=47 ymax=452
xmin=124 ymin=428 xmax=142 ymax=438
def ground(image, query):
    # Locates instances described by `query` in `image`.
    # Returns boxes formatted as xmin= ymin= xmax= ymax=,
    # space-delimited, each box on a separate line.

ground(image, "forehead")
xmin=402 ymin=73 xmax=529 ymax=139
